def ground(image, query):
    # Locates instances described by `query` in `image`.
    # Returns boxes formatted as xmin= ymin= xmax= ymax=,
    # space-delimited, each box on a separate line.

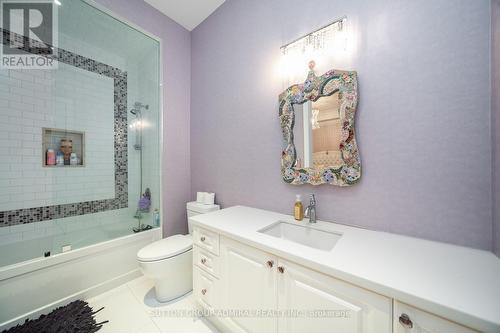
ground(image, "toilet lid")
xmin=137 ymin=234 xmax=192 ymax=262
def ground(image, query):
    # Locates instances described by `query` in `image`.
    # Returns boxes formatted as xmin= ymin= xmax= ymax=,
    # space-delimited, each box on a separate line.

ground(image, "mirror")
xmin=293 ymin=92 xmax=343 ymax=169
xmin=279 ymin=65 xmax=361 ymax=186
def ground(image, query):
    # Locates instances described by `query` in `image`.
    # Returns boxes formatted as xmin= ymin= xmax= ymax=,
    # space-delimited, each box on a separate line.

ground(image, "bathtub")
xmin=0 ymin=227 xmax=161 ymax=329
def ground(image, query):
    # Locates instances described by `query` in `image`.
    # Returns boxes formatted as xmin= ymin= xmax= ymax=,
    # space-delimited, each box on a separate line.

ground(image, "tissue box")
xmin=196 ymin=192 xmax=215 ymax=205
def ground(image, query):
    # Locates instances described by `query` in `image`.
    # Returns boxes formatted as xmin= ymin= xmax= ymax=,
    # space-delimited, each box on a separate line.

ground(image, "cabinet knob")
xmin=277 ymin=266 xmax=285 ymax=274
xmin=200 ymin=236 xmax=206 ymax=242
xmin=201 ymin=258 xmax=207 ymax=265
xmin=266 ymin=260 xmax=274 ymax=268
xmin=399 ymin=313 xmax=413 ymax=329
xmin=201 ymin=288 xmax=207 ymax=295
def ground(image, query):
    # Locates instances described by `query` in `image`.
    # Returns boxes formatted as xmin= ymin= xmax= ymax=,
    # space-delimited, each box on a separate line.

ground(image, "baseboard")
xmin=0 ymin=269 xmax=141 ymax=330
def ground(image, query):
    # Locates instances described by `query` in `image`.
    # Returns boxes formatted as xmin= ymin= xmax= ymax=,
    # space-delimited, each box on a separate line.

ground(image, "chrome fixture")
xmin=304 ymin=194 xmax=317 ymax=223
xmin=130 ymin=102 xmax=149 ymax=151
xmin=130 ymin=101 xmax=149 ymax=116
xmin=130 ymin=101 xmax=152 ymax=233
xmin=133 ymin=209 xmax=152 ymax=233
xmin=280 ymin=16 xmax=346 ymax=52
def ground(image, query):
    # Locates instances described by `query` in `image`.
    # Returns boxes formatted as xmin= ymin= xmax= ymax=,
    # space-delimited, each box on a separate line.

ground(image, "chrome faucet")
xmin=304 ymin=194 xmax=317 ymax=223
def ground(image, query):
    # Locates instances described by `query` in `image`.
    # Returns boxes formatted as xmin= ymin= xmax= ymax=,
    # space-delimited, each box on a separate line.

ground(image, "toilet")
xmin=137 ymin=202 xmax=220 ymax=302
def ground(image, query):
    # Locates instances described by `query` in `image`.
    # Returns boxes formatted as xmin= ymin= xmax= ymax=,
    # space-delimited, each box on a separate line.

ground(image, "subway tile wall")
xmin=0 ymin=64 xmax=115 ymax=211
xmin=0 ymin=24 xmax=158 ymax=263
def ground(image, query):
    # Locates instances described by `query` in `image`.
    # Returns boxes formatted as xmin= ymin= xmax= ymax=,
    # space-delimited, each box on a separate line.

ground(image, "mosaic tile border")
xmin=0 ymin=29 xmax=128 ymax=227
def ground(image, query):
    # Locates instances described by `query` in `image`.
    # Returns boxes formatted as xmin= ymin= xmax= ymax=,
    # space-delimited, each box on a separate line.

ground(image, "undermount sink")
xmin=258 ymin=221 xmax=342 ymax=251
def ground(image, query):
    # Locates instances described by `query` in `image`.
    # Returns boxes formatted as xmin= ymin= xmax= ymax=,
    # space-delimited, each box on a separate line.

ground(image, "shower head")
xmin=130 ymin=102 xmax=149 ymax=115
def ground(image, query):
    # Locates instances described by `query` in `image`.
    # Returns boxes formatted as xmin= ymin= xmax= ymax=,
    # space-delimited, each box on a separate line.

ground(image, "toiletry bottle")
xmin=56 ymin=151 xmax=64 ymax=166
xmin=152 ymin=209 xmax=160 ymax=227
xmin=70 ymin=153 xmax=78 ymax=165
xmin=294 ymin=195 xmax=304 ymax=221
xmin=46 ymin=149 xmax=55 ymax=166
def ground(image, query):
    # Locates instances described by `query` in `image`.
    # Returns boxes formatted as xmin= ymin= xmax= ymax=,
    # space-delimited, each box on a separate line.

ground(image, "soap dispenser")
xmin=294 ymin=194 xmax=304 ymax=221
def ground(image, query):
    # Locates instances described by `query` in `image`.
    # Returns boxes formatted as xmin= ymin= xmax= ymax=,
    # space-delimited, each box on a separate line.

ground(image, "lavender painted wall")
xmin=191 ymin=0 xmax=493 ymax=250
xmin=95 ymin=0 xmax=191 ymax=236
xmin=493 ymin=0 xmax=500 ymax=257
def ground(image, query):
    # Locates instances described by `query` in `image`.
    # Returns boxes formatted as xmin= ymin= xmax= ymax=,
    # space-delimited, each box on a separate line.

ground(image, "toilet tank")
xmin=186 ymin=202 xmax=220 ymax=234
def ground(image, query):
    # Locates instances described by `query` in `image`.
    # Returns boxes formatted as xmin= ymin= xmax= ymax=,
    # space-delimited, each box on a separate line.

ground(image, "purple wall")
xmin=493 ymin=0 xmax=500 ymax=257
xmin=191 ymin=0 xmax=493 ymax=250
xmin=95 ymin=0 xmax=191 ymax=236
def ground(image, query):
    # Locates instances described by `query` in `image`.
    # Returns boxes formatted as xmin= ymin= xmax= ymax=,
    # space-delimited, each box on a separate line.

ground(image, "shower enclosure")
xmin=0 ymin=2 xmax=161 ymax=270
xmin=0 ymin=1 xmax=162 ymax=326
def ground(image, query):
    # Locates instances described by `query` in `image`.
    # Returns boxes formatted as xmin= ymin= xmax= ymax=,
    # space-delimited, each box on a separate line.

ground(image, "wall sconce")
xmin=280 ymin=16 xmax=348 ymax=84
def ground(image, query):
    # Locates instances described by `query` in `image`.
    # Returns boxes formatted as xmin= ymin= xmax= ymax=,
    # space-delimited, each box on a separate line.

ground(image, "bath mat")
xmin=2 ymin=300 xmax=108 ymax=333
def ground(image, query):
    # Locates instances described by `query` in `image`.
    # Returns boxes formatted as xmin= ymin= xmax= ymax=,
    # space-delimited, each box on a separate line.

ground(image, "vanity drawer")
xmin=194 ymin=245 xmax=220 ymax=277
xmin=193 ymin=266 xmax=218 ymax=310
xmin=193 ymin=227 xmax=220 ymax=255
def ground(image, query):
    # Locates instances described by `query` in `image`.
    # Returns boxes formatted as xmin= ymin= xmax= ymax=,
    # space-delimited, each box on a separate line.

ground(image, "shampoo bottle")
xmin=70 ymin=153 xmax=78 ymax=165
xmin=152 ymin=209 xmax=160 ymax=227
xmin=294 ymin=195 xmax=304 ymax=221
xmin=56 ymin=151 xmax=64 ymax=166
xmin=46 ymin=149 xmax=55 ymax=166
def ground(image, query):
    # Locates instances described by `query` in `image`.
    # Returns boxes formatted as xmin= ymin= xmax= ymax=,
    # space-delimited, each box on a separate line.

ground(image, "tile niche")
xmin=42 ymin=128 xmax=85 ymax=167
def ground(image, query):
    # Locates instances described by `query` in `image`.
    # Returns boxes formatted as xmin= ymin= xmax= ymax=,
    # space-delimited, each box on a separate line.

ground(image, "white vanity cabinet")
xmin=277 ymin=259 xmax=392 ymax=333
xmin=190 ymin=207 xmax=500 ymax=333
xmin=192 ymin=226 xmax=486 ymax=333
xmin=193 ymin=266 xmax=219 ymax=311
xmin=393 ymin=302 xmax=478 ymax=333
xmin=192 ymin=229 xmax=222 ymax=312
xmin=219 ymin=236 xmax=278 ymax=333
xmin=192 ymin=227 xmax=392 ymax=333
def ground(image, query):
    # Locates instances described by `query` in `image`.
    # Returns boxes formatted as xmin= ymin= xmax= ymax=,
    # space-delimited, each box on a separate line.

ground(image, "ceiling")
xmin=143 ymin=0 xmax=225 ymax=31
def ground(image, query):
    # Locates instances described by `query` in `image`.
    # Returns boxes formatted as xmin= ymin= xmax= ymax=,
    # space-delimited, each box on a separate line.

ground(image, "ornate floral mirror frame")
xmin=279 ymin=65 xmax=361 ymax=186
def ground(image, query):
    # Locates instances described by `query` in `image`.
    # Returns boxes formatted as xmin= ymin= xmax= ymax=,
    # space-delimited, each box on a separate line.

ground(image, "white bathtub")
xmin=0 ymin=227 xmax=161 ymax=329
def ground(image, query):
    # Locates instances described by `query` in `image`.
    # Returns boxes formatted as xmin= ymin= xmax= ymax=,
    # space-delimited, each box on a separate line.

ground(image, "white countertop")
xmin=190 ymin=206 xmax=500 ymax=333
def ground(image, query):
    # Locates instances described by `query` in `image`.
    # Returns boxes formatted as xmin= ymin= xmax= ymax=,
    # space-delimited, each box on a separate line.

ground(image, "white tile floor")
xmin=86 ymin=276 xmax=219 ymax=333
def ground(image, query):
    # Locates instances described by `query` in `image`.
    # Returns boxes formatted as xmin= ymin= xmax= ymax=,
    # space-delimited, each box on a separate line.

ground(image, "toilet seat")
xmin=137 ymin=234 xmax=192 ymax=262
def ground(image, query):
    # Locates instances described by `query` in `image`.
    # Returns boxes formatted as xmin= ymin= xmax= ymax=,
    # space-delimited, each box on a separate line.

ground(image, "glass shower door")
xmin=0 ymin=0 xmax=161 ymax=266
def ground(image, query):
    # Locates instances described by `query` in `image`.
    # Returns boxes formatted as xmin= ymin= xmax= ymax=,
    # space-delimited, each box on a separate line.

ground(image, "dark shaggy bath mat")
xmin=2 ymin=300 xmax=108 ymax=333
